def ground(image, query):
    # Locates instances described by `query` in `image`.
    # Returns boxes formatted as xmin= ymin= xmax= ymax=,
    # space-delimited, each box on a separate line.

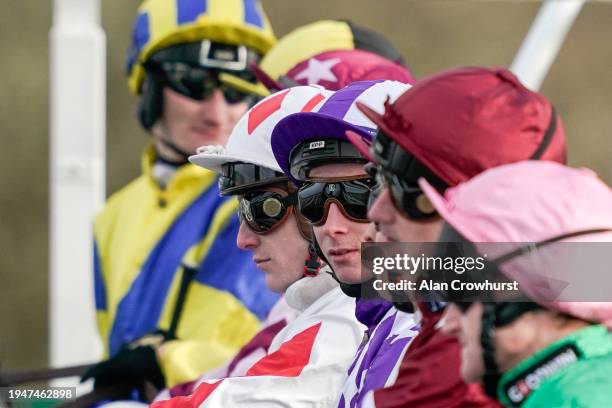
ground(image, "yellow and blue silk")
xmin=93 ymin=146 xmax=278 ymax=385
xmin=127 ymin=0 xmax=276 ymax=94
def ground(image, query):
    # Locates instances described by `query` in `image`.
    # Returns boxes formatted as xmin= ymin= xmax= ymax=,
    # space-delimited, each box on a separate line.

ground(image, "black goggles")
xmin=365 ymin=163 xmax=437 ymax=220
xmin=369 ymin=130 xmax=448 ymax=219
xmin=239 ymin=190 xmax=296 ymax=234
xmin=298 ymin=177 xmax=375 ymax=226
xmin=150 ymin=62 xmax=255 ymax=104
xmin=219 ymin=162 xmax=288 ymax=196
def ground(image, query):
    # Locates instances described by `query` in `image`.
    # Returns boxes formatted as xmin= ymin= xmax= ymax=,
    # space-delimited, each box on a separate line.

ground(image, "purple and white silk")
xmin=337 ymin=298 xmax=419 ymax=408
xmin=270 ymin=80 xmax=411 ymax=184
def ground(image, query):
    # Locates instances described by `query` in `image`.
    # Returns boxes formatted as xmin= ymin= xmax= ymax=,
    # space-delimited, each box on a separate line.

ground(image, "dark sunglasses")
xmin=239 ymin=190 xmax=296 ymax=234
xmin=298 ymin=178 xmax=375 ymax=226
xmin=152 ymin=62 xmax=254 ymax=105
xmin=364 ymin=163 xmax=437 ymax=220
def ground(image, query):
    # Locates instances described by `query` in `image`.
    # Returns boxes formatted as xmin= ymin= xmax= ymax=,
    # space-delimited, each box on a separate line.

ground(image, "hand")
xmin=81 ymin=344 xmax=165 ymax=391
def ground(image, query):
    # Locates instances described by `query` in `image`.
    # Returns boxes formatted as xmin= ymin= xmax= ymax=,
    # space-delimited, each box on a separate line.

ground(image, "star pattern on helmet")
xmin=294 ymin=57 xmax=341 ymax=85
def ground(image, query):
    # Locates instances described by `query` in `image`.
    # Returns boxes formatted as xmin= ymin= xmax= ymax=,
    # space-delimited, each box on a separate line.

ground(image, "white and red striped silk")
xmin=152 ymin=285 xmax=364 ymax=408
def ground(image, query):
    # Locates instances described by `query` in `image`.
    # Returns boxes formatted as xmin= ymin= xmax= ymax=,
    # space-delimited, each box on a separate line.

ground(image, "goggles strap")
xmin=491 ymin=228 xmax=612 ymax=266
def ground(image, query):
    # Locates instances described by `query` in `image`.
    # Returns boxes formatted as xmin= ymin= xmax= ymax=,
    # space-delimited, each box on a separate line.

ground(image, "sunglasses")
xmin=297 ymin=178 xmax=375 ymax=226
xmin=239 ymin=190 xmax=296 ymax=234
xmin=365 ymin=163 xmax=437 ymax=220
xmin=153 ymin=62 xmax=254 ymax=105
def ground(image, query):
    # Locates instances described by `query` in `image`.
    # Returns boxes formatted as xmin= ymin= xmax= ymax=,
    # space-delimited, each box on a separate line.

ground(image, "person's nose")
xmin=199 ymin=89 xmax=228 ymax=121
xmin=368 ymin=187 xmax=396 ymax=225
xmin=319 ymin=202 xmax=350 ymax=238
xmin=236 ymin=220 xmax=260 ymax=250
xmin=440 ymin=303 xmax=462 ymax=337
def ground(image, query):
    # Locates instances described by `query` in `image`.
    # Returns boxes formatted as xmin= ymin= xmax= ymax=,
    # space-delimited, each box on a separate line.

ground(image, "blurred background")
xmin=1 ymin=0 xmax=611 ymax=373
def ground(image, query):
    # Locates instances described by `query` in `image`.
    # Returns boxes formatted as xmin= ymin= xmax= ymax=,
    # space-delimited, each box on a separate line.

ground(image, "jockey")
xmin=151 ymin=85 xmax=365 ymax=408
xmin=347 ymin=67 xmax=567 ymax=407
xmin=426 ymin=161 xmax=612 ymax=407
xmin=152 ymin=45 xmax=410 ymax=399
xmin=88 ymin=0 xmax=279 ymax=395
xmin=270 ymin=79 xmax=419 ymax=407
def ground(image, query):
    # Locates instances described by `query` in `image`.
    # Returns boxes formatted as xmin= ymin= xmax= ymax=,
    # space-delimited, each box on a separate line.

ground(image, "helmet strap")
xmin=529 ymin=106 xmax=556 ymax=160
xmin=147 ymin=99 xmax=192 ymax=165
xmin=138 ymin=72 xmax=189 ymax=166
xmin=156 ymin=137 xmax=191 ymax=165
xmin=303 ymin=242 xmax=321 ymax=277
xmin=481 ymin=302 xmax=502 ymax=398
xmin=139 ymin=75 xmax=164 ymax=131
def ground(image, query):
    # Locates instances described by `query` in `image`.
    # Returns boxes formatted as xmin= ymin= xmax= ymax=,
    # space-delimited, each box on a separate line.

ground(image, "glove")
xmin=81 ymin=344 xmax=166 ymax=391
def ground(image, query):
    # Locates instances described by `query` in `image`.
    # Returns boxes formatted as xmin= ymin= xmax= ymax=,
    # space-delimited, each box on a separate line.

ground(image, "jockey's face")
xmin=441 ymin=302 xmax=486 ymax=383
xmin=153 ymin=87 xmax=248 ymax=160
xmin=308 ymin=163 xmax=373 ymax=284
xmin=236 ymin=186 xmax=308 ymax=293
xmin=367 ymin=184 xmax=443 ymax=243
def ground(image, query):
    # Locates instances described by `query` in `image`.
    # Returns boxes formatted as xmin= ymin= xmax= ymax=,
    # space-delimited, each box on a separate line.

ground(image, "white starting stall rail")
xmin=510 ymin=0 xmax=585 ymax=91
xmin=49 ymin=0 xmax=105 ymax=374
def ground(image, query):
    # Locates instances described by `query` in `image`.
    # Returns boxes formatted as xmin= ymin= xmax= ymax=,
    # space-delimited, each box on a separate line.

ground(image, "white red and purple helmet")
xmin=191 ymin=85 xmax=332 ymax=175
xmin=271 ymin=79 xmax=411 ymax=184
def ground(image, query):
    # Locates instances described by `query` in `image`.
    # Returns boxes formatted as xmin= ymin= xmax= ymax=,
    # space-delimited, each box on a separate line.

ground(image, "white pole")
xmin=49 ymin=0 xmax=105 ymax=370
xmin=510 ymin=0 xmax=585 ymax=91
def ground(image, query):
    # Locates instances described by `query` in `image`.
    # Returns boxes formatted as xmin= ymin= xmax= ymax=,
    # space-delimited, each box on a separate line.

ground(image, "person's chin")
xmin=265 ymin=277 xmax=283 ymax=293
xmin=265 ymin=271 xmax=288 ymax=293
xmin=190 ymin=127 xmax=224 ymax=144
xmin=332 ymin=263 xmax=363 ymax=285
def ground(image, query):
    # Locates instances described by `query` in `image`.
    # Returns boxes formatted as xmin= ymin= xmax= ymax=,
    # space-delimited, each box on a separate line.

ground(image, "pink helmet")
xmin=421 ymin=161 xmax=612 ymax=328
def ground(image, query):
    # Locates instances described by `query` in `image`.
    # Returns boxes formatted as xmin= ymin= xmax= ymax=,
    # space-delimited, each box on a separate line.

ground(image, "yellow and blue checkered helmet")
xmin=127 ymin=0 xmax=276 ymax=95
